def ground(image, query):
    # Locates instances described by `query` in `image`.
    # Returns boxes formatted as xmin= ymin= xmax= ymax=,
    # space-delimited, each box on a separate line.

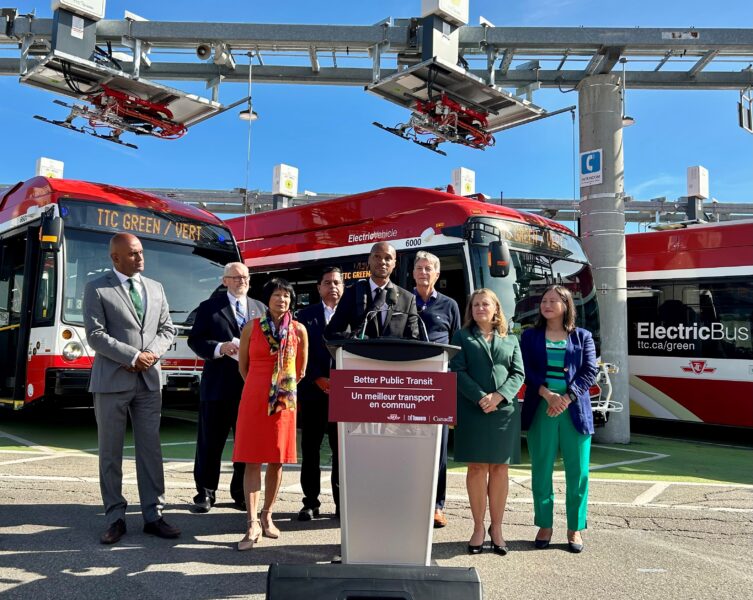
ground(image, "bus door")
xmin=0 ymin=226 xmax=41 ymax=404
xmin=398 ymin=245 xmax=471 ymax=314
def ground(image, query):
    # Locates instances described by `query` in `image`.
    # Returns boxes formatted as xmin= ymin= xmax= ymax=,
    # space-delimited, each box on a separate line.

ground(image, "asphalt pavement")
xmin=1 ymin=417 xmax=751 ymax=600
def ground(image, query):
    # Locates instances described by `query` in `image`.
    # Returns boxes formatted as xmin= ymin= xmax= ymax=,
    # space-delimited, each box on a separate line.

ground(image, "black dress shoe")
xmin=467 ymin=543 xmax=483 ymax=555
xmin=100 ymin=518 xmax=126 ymax=544
xmin=192 ymin=496 xmax=212 ymax=513
xmin=297 ymin=507 xmax=320 ymax=521
xmin=143 ymin=517 xmax=181 ymax=539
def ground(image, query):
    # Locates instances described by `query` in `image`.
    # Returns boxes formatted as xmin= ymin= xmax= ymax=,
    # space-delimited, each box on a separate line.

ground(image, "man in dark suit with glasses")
xmin=188 ymin=262 xmax=265 ymax=513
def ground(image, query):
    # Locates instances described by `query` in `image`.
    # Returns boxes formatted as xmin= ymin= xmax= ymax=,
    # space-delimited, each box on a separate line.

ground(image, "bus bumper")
xmin=164 ymin=373 xmax=200 ymax=393
xmin=46 ymin=368 xmax=91 ymax=396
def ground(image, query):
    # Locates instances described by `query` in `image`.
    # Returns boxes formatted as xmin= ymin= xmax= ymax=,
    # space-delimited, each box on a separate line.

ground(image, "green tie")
xmin=128 ymin=278 xmax=144 ymax=323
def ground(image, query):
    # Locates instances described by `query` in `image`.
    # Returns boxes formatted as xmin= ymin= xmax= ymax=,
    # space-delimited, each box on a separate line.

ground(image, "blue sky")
xmin=1 ymin=0 xmax=751 ymax=210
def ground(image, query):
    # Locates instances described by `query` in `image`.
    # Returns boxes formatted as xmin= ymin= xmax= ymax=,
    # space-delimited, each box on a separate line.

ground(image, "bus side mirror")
xmin=489 ymin=240 xmax=511 ymax=278
xmin=40 ymin=214 xmax=63 ymax=252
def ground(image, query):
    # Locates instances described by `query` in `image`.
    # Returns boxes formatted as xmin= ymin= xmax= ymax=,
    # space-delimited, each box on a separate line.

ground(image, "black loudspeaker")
xmin=266 ymin=563 xmax=483 ymax=600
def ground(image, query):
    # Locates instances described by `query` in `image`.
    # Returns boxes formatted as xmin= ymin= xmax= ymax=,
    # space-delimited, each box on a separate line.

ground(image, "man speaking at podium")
xmin=325 ymin=242 xmax=420 ymax=340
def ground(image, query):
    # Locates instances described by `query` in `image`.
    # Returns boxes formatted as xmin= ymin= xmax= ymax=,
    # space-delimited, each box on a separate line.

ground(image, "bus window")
xmin=62 ymin=228 xmax=236 ymax=327
xmin=33 ymin=252 xmax=57 ymax=325
xmin=401 ymin=246 xmax=469 ymax=315
xmin=684 ymin=279 xmax=753 ymax=360
xmin=249 ymin=259 xmax=357 ymax=313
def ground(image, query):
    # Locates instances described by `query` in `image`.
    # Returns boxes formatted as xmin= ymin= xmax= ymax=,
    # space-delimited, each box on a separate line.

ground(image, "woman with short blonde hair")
xmin=450 ymin=288 xmax=524 ymax=556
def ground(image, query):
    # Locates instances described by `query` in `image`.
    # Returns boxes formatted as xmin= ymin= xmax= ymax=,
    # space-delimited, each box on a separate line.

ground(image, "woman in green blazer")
xmin=450 ymin=289 xmax=525 ymax=556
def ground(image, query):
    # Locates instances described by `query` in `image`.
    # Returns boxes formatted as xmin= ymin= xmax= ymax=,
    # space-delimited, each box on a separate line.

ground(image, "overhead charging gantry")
xmin=1 ymin=1 xmax=751 ymax=149
xmin=1 ymin=0 xmax=752 ymax=444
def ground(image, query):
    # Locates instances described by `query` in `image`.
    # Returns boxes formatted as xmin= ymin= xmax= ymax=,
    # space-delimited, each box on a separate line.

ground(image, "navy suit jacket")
xmin=325 ymin=279 xmax=420 ymax=340
xmin=187 ymin=293 xmax=266 ymax=403
xmin=296 ymin=302 xmax=333 ymax=384
xmin=520 ymin=327 xmax=598 ymax=435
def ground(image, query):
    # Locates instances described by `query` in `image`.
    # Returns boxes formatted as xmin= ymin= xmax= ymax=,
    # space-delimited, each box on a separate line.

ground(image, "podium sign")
xmin=330 ymin=370 xmax=456 ymax=425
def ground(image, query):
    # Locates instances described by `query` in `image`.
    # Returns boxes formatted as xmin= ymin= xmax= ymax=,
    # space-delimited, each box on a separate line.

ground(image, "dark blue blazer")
xmin=187 ymin=293 xmax=266 ymax=403
xmin=296 ymin=302 xmax=333 ymax=384
xmin=520 ymin=327 xmax=598 ymax=435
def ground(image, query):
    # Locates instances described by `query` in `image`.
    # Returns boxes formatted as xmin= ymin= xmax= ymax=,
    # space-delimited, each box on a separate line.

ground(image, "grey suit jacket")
xmin=84 ymin=271 xmax=176 ymax=393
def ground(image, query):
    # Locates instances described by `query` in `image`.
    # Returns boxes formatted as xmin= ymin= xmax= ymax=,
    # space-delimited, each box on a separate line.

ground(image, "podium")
xmin=327 ymin=338 xmax=458 ymax=566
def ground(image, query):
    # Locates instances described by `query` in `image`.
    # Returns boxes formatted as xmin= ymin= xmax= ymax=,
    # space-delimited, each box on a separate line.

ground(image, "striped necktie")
xmin=235 ymin=299 xmax=247 ymax=329
xmin=127 ymin=278 xmax=144 ymax=323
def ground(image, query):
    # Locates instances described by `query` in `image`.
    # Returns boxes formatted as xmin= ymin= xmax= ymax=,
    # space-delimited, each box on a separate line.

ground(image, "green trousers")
xmin=527 ymin=401 xmax=591 ymax=531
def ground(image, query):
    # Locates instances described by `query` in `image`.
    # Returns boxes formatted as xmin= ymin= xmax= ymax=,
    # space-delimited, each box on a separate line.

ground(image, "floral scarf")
xmin=260 ymin=310 xmax=298 ymax=415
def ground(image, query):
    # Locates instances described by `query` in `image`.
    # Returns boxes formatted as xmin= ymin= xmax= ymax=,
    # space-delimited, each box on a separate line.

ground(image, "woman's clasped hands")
xmin=479 ymin=391 xmax=504 ymax=414
xmin=543 ymin=389 xmax=570 ymax=417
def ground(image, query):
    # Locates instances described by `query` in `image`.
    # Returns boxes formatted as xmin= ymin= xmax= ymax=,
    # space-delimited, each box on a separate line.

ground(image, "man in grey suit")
xmin=84 ymin=233 xmax=180 ymax=544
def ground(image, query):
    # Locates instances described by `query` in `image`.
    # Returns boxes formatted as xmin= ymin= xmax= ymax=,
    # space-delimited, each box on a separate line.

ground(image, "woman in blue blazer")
xmin=520 ymin=285 xmax=598 ymax=553
xmin=450 ymin=289 xmax=525 ymax=556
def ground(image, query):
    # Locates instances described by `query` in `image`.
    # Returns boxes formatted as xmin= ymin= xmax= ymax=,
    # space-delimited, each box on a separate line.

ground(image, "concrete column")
xmin=577 ymin=74 xmax=630 ymax=443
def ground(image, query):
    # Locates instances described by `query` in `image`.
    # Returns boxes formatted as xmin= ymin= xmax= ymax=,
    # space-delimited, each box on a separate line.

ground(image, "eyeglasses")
xmin=225 ymin=276 xmax=249 ymax=282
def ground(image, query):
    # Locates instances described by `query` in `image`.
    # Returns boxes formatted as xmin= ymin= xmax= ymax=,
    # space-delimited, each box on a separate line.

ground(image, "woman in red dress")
xmin=234 ymin=278 xmax=308 ymax=550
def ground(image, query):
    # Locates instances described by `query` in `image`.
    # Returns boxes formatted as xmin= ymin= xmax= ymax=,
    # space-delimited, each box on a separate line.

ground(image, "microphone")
xmin=390 ymin=310 xmax=430 ymax=342
xmin=357 ymin=310 xmax=380 ymax=339
xmin=387 ymin=285 xmax=398 ymax=306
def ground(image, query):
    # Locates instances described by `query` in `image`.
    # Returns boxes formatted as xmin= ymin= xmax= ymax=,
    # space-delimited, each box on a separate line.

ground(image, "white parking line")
xmin=633 ymin=482 xmax=672 ymax=505
xmin=0 ymin=428 xmax=57 ymax=454
xmin=0 ymin=452 xmax=93 ymax=466
xmin=590 ymin=443 xmax=669 ymax=471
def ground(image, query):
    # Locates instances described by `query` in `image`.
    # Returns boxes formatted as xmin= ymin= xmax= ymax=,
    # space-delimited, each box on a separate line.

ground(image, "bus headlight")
xmin=62 ymin=341 xmax=83 ymax=361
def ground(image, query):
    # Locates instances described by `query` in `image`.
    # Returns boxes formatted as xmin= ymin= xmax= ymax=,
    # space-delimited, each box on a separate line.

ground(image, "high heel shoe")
xmin=260 ymin=509 xmax=280 ymax=539
xmin=567 ymin=530 xmax=584 ymax=553
xmin=534 ymin=527 xmax=552 ymax=550
xmin=487 ymin=526 xmax=509 ymax=556
xmin=237 ymin=519 xmax=261 ymax=551
xmin=467 ymin=528 xmax=485 ymax=555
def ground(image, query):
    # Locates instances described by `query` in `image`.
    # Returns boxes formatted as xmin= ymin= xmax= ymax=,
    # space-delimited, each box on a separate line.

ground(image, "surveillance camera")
xmin=196 ymin=44 xmax=212 ymax=60
xmin=479 ymin=16 xmax=495 ymax=28
xmin=711 ymin=197 xmax=719 ymax=204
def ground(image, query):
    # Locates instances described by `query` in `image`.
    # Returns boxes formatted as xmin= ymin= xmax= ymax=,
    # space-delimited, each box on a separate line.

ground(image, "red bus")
xmin=626 ymin=220 xmax=753 ymax=429
xmin=0 ymin=177 xmax=241 ymax=409
xmin=227 ymin=186 xmax=609 ymax=417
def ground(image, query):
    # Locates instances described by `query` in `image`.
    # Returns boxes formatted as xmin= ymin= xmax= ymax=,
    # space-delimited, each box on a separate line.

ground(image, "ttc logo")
xmin=681 ymin=360 xmax=716 ymax=375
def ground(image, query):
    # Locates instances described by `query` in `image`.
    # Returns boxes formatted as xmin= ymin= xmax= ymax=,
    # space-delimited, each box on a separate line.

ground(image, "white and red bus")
xmin=0 ymin=177 xmax=241 ymax=410
xmin=626 ymin=220 xmax=753 ymax=429
xmin=227 ymin=186 xmax=606 ymax=415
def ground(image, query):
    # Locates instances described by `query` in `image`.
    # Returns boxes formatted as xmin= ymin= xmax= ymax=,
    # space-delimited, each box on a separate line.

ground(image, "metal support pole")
xmin=577 ymin=73 xmax=631 ymax=444
xmin=272 ymin=193 xmax=289 ymax=210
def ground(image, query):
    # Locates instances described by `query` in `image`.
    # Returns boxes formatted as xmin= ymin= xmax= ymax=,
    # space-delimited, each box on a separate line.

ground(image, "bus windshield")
xmin=62 ymin=228 xmax=237 ymax=327
xmin=469 ymin=229 xmax=600 ymax=352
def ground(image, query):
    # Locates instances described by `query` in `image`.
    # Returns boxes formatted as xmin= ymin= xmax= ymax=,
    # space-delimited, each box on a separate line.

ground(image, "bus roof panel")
xmin=626 ymin=220 xmax=753 ymax=273
xmin=227 ymin=187 xmax=573 ymax=255
xmin=0 ymin=177 xmax=225 ymax=226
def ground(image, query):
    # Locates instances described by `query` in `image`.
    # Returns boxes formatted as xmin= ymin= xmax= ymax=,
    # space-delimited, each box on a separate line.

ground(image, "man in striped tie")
xmin=188 ymin=262 xmax=266 ymax=513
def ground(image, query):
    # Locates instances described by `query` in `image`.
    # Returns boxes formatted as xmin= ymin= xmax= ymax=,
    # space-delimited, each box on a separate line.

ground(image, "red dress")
xmin=233 ymin=321 xmax=299 ymax=464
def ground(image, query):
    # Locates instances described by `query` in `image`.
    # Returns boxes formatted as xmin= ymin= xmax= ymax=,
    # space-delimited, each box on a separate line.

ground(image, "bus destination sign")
xmin=59 ymin=200 xmax=234 ymax=250
xmin=496 ymin=220 xmax=585 ymax=261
